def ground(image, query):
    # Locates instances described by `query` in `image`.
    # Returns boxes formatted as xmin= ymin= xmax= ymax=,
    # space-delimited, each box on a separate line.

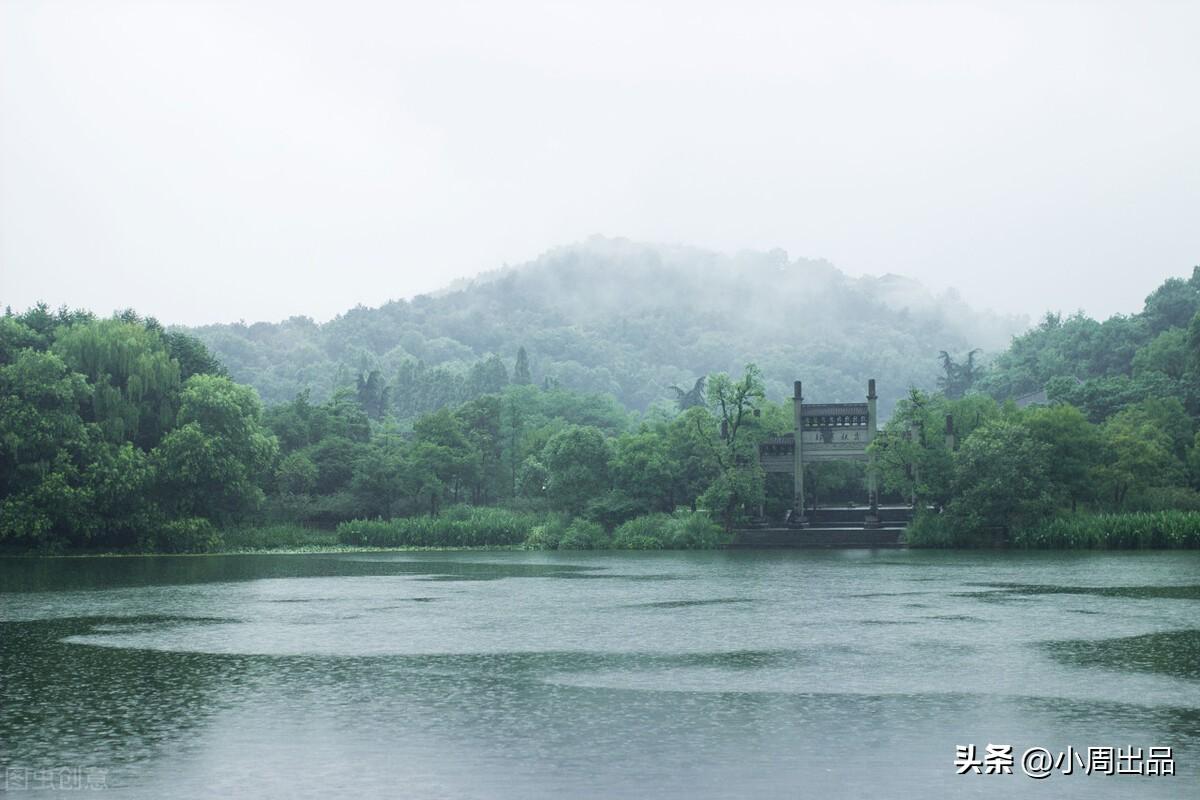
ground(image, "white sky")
xmin=2 ymin=0 xmax=1198 ymax=326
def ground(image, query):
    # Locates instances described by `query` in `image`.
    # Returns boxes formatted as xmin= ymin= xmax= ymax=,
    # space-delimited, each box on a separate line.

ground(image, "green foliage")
xmin=1133 ymin=328 xmax=1190 ymax=381
xmin=902 ymin=512 xmax=964 ymax=548
xmin=182 ymin=240 xmax=1019 ymax=415
xmin=903 ymin=510 xmax=1012 ymax=548
xmin=221 ymin=524 xmax=338 ymax=550
xmin=514 ymin=346 xmax=533 ymax=385
xmin=1124 ymin=486 xmax=1200 ymax=512
xmin=355 ymin=370 xmax=391 ymax=420
xmin=153 ymin=375 xmax=278 ymax=524
xmin=871 ymin=389 xmax=983 ymax=509
xmin=541 ymin=425 xmax=611 ymax=514
xmin=557 ymin=518 xmax=608 ymax=550
xmin=10 ymin=263 xmax=1200 ymax=553
xmin=163 ymin=331 xmax=226 ymax=381
xmin=523 ymin=513 xmax=570 ymax=549
xmin=0 ymin=350 xmax=98 ymax=548
xmin=612 ymin=513 xmax=672 ymax=549
xmin=943 ymin=419 xmax=1054 ymax=536
xmin=53 ymin=319 xmax=181 ymax=447
xmin=1142 ymin=270 xmax=1200 ymax=335
xmin=609 ymin=430 xmax=676 ymax=514
xmin=612 ymin=511 xmax=726 ymax=549
xmin=336 ymin=507 xmax=541 ymax=547
xmin=146 ymin=517 xmax=224 ymax=554
xmin=669 ymin=377 xmax=707 ymax=410
xmin=1023 ymin=404 xmax=1102 ymax=509
xmin=701 ymin=364 xmax=767 ymax=526
xmin=663 ymin=511 xmax=727 ymax=548
xmin=977 ymin=312 xmax=1149 ymax=400
xmin=276 ymin=452 xmax=318 ymax=495
xmin=583 ymin=489 xmax=644 ymax=529
xmin=1093 ymin=400 xmax=1187 ymax=507
xmin=1013 ymin=511 xmax=1200 ymax=549
xmin=937 ymin=349 xmax=983 ymax=399
xmin=699 ymin=466 xmax=764 ymax=528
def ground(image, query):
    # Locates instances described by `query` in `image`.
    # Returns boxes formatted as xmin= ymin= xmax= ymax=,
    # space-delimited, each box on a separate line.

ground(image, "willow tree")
xmin=53 ymin=319 xmax=180 ymax=449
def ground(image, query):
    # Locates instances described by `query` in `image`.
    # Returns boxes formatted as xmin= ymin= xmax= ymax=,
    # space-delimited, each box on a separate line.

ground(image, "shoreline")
xmin=0 ymin=545 xmax=528 ymax=559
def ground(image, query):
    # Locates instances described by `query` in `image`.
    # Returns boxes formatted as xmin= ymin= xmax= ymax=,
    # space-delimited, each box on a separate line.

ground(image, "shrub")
xmin=612 ymin=514 xmax=671 ymax=549
xmin=1012 ymin=511 xmax=1200 ymax=549
xmin=1124 ymin=487 xmax=1200 ymax=512
xmin=904 ymin=512 xmax=1001 ymax=548
xmin=221 ymin=524 xmax=337 ymax=550
xmin=149 ymin=517 xmax=223 ymax=553
xmin=903 ymin=513 xmax=956 ymax=547
xmin=558 ymin=518 xmax=608 ymax=550
xmin=612 ymin=511 xmax=726 ymax=550
xmin=664 ymin=511 xmax=727 ymax=549
xmin=584 ymin=490 xmax=645 ymax=530
xmin=336 ymin=507 xmax=542 ymax=547
xmin=524 ymin=514 xmax=570 ymax=550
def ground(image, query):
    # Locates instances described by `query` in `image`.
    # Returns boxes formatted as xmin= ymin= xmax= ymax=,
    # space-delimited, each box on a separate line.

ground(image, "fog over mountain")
xmin=187 ymin=238 xmax=1025 ymax=415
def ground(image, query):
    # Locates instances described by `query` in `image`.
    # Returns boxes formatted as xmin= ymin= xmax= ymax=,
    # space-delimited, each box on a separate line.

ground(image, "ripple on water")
xmin=1044 ymin=629 xmax=1200 ymax=681
xmin=969 ymin=583 xmax=1200 ymax=600
xmin=622 ymin=598 xmax=755 ymax=609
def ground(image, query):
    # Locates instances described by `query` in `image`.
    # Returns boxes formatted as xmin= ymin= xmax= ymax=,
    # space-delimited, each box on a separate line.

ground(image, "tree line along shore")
xmin=4 ymin=266 xmax=1200 ymax=553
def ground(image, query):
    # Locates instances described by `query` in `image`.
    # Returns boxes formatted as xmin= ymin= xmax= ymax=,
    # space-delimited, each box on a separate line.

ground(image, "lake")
xmin=1 ymin=550 xmax=1197 ymax=798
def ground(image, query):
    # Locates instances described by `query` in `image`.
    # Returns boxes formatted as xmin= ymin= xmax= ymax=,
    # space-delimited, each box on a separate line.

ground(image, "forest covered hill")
xmin=185 ymin=238 xmax=1024 ymax=417
xmin=5 ymin=253 xmax=1200 ymax=553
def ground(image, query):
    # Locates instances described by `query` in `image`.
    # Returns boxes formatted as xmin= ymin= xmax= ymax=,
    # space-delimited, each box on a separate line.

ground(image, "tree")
xmin=1092 ymin=400 xmax=1188 ymax=506
xmin=53 ymin=319 xmax=181 ymax=448
xmin=355 ymin=370 xmax=390 ymax=420
xmin=513 ymin=346 xmax=532 ymax=385
xmin=350 ymin=439 xmax=408 ymax=517
xmin=1022 ymin=404 xmax=1102 ymax=511
xmin=668 ymin=377 xmax=706 ymax=410
xmin=501 ymin=391 xmax=529 ymax=498
xmin=468 ymin=354 xmax=509 ymax=397
xmin=413 ymin=407 xmax=477 ymax=512
xmin=0 ymin=350 xmax=95 ymax=547
xmin=701 ymin=364 xmax=766 ymax=525
xmin=937 ymin=349 xmax=983 ymax=399
xmin=1142 ymin=271 xmax=1200 ymax=335
xmin=541 ymin=425 xmax=611 ymax=514
xmin=456 ymin=395 xmax=504 ymax=503
xmin=944 ymin=420 xmax=1054 ymax=534
xmin=0 ymin=317 xmax=45 ymax=365
xmin=706 ymin=364 xmax=765 ymax=467
xmin=871 ymin=389 xmax=955 ymax=509
xmin=163 ymin=331 xmax=226 ymax=380
xmin=276 ymin=452 xmax=318 ymax=495
xmin=666 ymin=407 xmax=721 ymax=511
xmin=609 ymin=429 xmax=675 ymax=513
xmin=1132 ymin=328 xmax=1189 ymax=382
xmin=152 ymin=375 xmax=278 ymax=524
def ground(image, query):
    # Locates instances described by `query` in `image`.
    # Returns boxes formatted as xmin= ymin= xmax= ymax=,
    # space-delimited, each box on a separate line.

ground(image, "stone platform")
xmin=731 ymin=527 xmax=906 ymax=548
xmin=731 ymin=506 xmax=911 ymax=548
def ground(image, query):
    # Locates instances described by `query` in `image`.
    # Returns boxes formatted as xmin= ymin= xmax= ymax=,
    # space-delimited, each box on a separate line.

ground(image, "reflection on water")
xmin=1 ymin=550 xmax=1198 ymax=798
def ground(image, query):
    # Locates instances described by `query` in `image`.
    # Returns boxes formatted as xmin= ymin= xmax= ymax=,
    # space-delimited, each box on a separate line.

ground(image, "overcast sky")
xmin=2 ymin=1 xmax=1197 ymax=326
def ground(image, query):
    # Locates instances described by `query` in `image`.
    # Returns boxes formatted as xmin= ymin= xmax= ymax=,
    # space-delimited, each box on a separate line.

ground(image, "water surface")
xmin=2 ymin=550 xmax=1197 ymax=798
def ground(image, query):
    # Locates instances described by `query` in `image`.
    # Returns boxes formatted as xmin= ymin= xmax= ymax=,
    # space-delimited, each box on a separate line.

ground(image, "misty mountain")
xmin=186 ymin=237 xmax=1026 ymax=416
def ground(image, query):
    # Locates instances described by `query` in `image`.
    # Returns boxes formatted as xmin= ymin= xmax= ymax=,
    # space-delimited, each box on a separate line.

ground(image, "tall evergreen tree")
xmin=514 ymin=346 xmax=532 ymax=384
